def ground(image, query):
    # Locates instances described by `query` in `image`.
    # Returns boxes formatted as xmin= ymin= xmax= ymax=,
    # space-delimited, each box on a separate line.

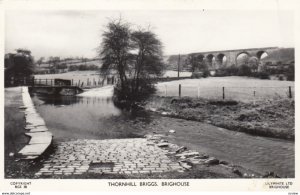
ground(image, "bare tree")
xmin=99 ymin=19 xmax=133 ymax=92
xmin=99 ymin=19 xmax=165 ymax=105
xmin=131 ymin=29 xmax=164 ymax=93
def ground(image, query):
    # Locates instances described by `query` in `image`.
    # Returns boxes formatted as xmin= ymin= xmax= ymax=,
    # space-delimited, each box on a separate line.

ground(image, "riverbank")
xmin=145 ymin=96 xmax=294 ymax=140
xmin=5 ymin=87 xmax=36 ymax=178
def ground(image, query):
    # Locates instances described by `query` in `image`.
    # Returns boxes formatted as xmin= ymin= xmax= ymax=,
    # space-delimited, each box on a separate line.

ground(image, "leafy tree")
xmin=286 ymin=62 xmax=294 ymax=81
xmin=36 ymin=57 xmax=45 ymax=66
xmin=187 ymin=55 xmax=197 ymax=72
xmin=186 ymin=54 xmax=208 ymax=73
xmin=99 ymin=19 xmax=164 ymax=105
xmin=5 ymin=49 xmax=35 ymax=86
xmin=248 ymin=57 xmax=259 ymax=71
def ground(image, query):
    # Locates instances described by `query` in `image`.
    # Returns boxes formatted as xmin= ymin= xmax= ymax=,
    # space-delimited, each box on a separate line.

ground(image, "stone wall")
xmin=18 ymin=87 xmax=53 ymax=159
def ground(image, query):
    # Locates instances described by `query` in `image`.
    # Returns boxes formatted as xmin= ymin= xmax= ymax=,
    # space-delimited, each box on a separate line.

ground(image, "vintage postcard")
xmin=0 ymin=0 xmax=299 ymax=194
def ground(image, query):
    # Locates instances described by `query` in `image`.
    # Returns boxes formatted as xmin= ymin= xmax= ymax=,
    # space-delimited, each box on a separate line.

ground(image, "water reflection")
xmin=33 ymin=94 xmax=113 ymax=106
xmin=31 ymin=94 xmax=152 ymax=141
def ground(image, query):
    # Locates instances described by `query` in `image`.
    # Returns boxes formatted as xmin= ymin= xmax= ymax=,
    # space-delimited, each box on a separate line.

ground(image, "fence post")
xmin=165 ymin=85 xmax=167 ymax=96
xmin=71 ymin=79 xmax=73 ymax=86
xmin=253 ymin=90 xmax=256 ymax=105
xmin=51 ymin=79 xmax=53 ymax=86
xmin=179 ymin=84 xmax=181 ymax=98
xmin=222 ymin=87 xmax=225 ymax=100
xmin=289 ymin=86 xmax=292 ymax=98
xmin=46 ymin=79 xmax=47 ymax=85
xmin=78 ymin=80 xmax=81 ymax=87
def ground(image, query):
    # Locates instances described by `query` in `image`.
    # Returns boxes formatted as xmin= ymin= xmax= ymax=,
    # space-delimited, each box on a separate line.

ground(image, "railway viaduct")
xmin=167 ymin=46 xmax=295 ymax=71
xmin=188 ymin=47 xmax=279 ymax=70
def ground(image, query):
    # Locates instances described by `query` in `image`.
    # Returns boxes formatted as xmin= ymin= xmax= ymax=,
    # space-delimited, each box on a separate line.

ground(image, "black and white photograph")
xmin=1 ymin=0 xmax=299 ymax=193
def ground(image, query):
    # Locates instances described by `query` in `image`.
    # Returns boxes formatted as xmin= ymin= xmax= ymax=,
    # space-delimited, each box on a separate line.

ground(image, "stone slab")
xmin=29 ymin=126 xmax=49 ymax=132
xmin=22 ymin=155 xmax=39 ymax=160
xmin=18 ymin=87 xmax=52 ymax=159
xmin=18 ymin=143 xmax=50 ymax=156
xmin=25 ymin=131 xmax=53 ymax=138
xmin=157 ymin=143 xmax=169 ymax=147
xmin=28 ymin=134 xmax=53 ymax=145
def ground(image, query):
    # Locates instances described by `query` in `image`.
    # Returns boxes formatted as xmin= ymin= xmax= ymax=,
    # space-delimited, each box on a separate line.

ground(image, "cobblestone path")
xmin=35 ymin=138 xmax=184 ymax=177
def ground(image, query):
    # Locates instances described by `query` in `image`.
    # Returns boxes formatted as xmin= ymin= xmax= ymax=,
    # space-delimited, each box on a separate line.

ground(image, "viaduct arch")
xmin=189 ymin=47 xmax=278 ymax=70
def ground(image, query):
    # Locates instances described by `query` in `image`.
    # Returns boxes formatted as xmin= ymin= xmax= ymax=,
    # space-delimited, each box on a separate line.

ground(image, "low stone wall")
xmin=18 ymin=87 xmax=53 ymax=159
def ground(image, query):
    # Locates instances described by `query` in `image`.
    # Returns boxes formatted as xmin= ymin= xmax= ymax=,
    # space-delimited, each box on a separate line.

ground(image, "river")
xmin=31 ymin=92 xmax=294 ymax=178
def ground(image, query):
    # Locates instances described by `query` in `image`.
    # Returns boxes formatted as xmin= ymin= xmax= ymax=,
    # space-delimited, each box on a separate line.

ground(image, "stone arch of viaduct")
xmin=190 ymin=47 xmax=278 ymax=70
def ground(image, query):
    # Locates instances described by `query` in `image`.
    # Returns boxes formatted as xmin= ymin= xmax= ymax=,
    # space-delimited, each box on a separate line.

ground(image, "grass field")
xmin=34 ymin=70 xmax=192 ymax=87
xmin=35 ymin=70 xmax=192 ymax=79
xmin=35 ymin=71 xmax=103 ymax=86
xmin=35 ymin=71 xmax=294 ymax=102
xmin=156 ymin=76 xmax=294 ymax=102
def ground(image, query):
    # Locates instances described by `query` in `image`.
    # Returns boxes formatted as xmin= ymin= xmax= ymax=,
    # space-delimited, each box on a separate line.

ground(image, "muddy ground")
xmin=145 ymin=96 xmax=294 ymax=140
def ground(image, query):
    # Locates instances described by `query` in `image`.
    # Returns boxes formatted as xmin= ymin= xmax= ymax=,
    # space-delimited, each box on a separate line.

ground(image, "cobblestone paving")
xmin=35 ymin=138 xmax=184 ymax=177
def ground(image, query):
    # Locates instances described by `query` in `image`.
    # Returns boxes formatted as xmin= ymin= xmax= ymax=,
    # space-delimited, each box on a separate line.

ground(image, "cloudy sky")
xmin=5 ymin=10 xmax=294 ymax=59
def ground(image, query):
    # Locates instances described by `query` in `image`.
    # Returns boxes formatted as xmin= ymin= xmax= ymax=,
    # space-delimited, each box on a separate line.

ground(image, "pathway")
xmin=35 ymin=138 xmax=184 ymax=177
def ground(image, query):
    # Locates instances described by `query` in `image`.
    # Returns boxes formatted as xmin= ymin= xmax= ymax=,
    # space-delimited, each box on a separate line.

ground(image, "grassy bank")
xmin=146 ymin=96 xmax=294 ymax=140
xmin=4 ymin=87 xmax=46 ymax=178
xmin=5 ymin=87 xmax=31 ymax=177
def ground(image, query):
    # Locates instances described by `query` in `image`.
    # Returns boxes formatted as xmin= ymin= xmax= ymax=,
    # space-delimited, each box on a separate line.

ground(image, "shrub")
xmin=278 ymin=75 xmax=284 ymax=81
xmin=237 ymin=64 xmax=252 ymax=76
xmin=191 ymin=72 xmax=203 ymax=78
xmin=286 ymin=64 xmax=295 ymax=81
xmin=225 ymin=65 xmax=239 ymax=76
xmin=252 ymin=71 xmax=270 ymax=80
xmin=214 ymin=65 xmax=239 ymax=77
xmin=113 ymin=79 xmax=156 ymax=108
xmin=203 ymin=69 xmax=210 ymax=78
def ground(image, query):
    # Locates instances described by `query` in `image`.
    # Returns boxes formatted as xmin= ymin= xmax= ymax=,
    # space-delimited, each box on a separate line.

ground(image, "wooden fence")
xmin=158 ymin=84 xmax=294 ymax=102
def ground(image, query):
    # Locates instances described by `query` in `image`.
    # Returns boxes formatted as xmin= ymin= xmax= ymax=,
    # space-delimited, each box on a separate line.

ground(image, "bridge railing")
xmin=32 ymin=77 xmax=117 ymax=88
xmin=6 ymin=76 xmax=118 ymax=88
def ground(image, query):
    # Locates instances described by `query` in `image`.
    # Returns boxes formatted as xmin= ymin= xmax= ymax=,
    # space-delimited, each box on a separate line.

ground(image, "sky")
xmin=5 ymin=10 xmax=294 ymax=59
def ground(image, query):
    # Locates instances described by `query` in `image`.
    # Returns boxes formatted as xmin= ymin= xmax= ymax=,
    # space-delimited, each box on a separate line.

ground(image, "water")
xmin=150 ymin=117 xmax=294 ymax=178
xmin=31 ymin=95 xmax=146 ymax=141
xmin=32 ymin=94 xmax=294 ymax=177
